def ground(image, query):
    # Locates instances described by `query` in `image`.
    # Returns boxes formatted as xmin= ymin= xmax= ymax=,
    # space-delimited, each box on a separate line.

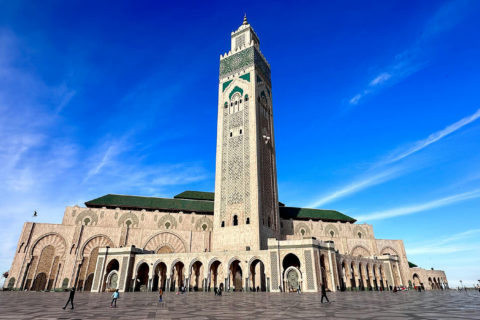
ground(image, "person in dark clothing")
xmin=62 ymin=287 xmax=75 ymax=310
xmin=321 ymin=283 xmax=329 ymax=303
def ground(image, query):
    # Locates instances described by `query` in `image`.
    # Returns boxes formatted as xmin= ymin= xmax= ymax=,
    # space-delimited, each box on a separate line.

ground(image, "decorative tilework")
xmin=119 ymin=256 xmax=128 ymax=290
xmin=222 ymin=80 xmax=233 ymax=92
xmin=220 ymin=47 xmax=271 ymax=84
xmin=270 ymin=251 xmax=278 ymax=289
xmin=220 ymin=47 xmax=254 ymax=77
xmin=305 ymin=250 xmax=315 ymax=290
xmin=92 ymin=256 xmax=104 ymax=291
xmin=229 ymin=86 xmax=244 ymax=99
xmin=239 ymin=72 xmax=250 ymax=82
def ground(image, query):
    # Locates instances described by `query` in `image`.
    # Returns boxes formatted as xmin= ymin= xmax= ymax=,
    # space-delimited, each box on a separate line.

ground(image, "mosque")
xmin=4 ymin=16 xmax=447 ymax=293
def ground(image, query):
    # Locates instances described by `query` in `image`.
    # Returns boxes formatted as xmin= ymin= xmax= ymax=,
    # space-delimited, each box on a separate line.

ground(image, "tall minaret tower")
xmin=213 ymin=15 xmax=280 ymax=251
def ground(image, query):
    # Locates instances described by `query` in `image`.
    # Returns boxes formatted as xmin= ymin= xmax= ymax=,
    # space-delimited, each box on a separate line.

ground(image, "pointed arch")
xmin=81 ymin=235 xmax=114 ymax=258
xmin=143 ymin=232 xmax=187 ymax=253
xmin=380 ymin=246 xmax=399 ymax=256
xmin=31 ymin=233 xmax=67 ymax=258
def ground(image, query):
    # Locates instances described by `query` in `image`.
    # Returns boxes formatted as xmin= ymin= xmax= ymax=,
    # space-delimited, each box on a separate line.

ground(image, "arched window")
xmin=358 ymin=232 xmax=362 ymax=239
xmin=246 ymin=217 xmax=250 ymax=224
xmin=125 ymin=220 xmax=132 ymax=228
xmin=84 ymin=218 xmax=90 ymax=226
xmin=330 ymin=230 xmax=335 ymax=237
xmin=221 ymin=221 xmax=225 ymax=228
xmin=233 ymin=215 xmax=238 ymax=226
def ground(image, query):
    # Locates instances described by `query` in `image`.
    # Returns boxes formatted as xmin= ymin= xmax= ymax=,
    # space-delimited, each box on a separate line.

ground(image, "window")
xmin=239 ymin=129 xmax=242 ymax=134
xmin=125 ymin=220 xmax=132 ymax=228
xmin=358 ymin=232 xmax=362 ymax=239
xmin=233 ymin=215 xmax=238 ymax=226
xmin=84 ymin=218 xmax=90 ymax=226
xmin=245 ymin=95 xmax=249 ymax=101
xmin=330 ymin=230 xmax=335 ymax=237
xmin=202 ymin=224 xmax=207 ymax=231
xmin=165 ymin=222 xmax=171 ymax=229
xmin=246 ymin=217 xmax=250 ymax=224
xmin=230 ymin=132 xmax=233 ymax=137
xmin=239 ymin=99 xmax=242 ymax=103
xmin=301 ymin=229 xmax=306 ymax=236
xmin=221 ymin=221 xmax=225 ymax=228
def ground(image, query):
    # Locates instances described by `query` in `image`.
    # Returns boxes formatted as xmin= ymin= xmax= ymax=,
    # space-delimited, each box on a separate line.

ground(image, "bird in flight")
xmin=33 ymin=211 xmax=38 ymax=217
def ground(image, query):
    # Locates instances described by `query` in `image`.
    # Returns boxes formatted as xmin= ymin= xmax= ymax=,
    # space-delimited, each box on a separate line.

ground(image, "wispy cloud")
xmin=310 ymin=108 xmax=480 ymax=207
xmin=356 ymin=189 xmax=480 ymax=221
xmin=380 ymin=108 xmax=480 ymax=165
xmin=308 ymin=167 xmax=401 ymax=208
xmin=83 ymin=139 xmax=126 ymax=182
xmin=348 ymin=0 xmax=471 ymax=105
xmin=407 ymin=228 xmax=480 ymax=256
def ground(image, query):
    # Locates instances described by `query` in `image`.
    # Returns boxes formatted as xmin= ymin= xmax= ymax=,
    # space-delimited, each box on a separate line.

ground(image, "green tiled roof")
xmin=408 ymin=261 xmax=418 ymax=268
xmin=85 ymin=192 xmax=356 ymax=223
xmin=85 ymin=194 xmax=214 ymax=213
xmin=174 ymin=191 xmax=214 ymax=201
xmin=279 ymin=206 xmax=356 ymax=223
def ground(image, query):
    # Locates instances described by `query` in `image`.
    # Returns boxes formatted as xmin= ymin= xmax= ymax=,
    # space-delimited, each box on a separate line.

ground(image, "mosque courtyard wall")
xmin=4 ymin=205 xmax=447 ymax=293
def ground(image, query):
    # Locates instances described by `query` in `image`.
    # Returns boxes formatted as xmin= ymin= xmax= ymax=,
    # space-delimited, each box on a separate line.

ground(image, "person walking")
xmin=159 ymin=288 xmax=163 ymax=302
xmin=297 ymin=285 xmax=302 ymax=294
xmin=321 ymin=283 xmax=329 ymax=303
xmin=111 ymin=289 xmax=119 ymax=308
xmin=62 ymin=287 xmax=75 ymax=310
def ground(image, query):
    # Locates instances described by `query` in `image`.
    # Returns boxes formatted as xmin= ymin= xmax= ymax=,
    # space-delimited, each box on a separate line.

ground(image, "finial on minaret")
xmin=243 ymin=13 xmax=248 ymax=25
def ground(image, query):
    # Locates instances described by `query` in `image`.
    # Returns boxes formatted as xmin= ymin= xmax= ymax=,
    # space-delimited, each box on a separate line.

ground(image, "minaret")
xmin=213 ymin=16 xmax=280 ymax=251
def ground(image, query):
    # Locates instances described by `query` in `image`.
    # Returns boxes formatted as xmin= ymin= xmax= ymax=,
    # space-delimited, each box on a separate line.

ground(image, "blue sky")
xmin=1 ymin=0 xmax=479 ymax=288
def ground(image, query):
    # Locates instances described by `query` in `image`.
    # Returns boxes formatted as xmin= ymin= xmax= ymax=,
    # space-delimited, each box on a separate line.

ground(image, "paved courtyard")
xmin=0 ymin=290 xmax=479 ymax=319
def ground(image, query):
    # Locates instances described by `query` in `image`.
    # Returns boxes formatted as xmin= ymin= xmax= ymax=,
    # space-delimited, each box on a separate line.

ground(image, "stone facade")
xmin=4 ymin=16 xmax=447 ymax=293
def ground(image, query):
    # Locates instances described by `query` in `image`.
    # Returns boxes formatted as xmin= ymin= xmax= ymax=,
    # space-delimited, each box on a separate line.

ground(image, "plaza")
xmin=0 ymin=290 xmax=479 ymax=319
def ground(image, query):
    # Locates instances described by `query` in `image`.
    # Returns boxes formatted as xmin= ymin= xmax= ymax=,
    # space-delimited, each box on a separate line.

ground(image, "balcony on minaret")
xmin=230 ymin=14 xmax=260 ymax=51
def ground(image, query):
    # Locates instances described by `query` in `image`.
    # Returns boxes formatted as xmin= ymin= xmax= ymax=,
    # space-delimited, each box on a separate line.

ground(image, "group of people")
xmin=62 ymin=281 xmax=334 ymax=311
xmin=62 ymin=287 xmax=121 ymax=310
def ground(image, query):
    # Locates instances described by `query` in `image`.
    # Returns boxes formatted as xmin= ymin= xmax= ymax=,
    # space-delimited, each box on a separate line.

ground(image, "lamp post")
xmin=459 ymin=280 xmax=463 ymax=291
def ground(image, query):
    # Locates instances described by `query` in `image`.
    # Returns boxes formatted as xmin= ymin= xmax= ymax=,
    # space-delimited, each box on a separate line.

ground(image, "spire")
xmin=243 ymin=13 xmax=248 ymax=25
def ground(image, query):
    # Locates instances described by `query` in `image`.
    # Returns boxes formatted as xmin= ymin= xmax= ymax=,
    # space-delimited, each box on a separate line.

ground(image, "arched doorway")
xmin=249 ymin=259 xmax=266 ymax=291
xmin=412 ymin=273 xmax=421 ymax=287
xmin=339 ymin=261 xmax=347 ymax=291
xmin=152 ymin=262 xmax=167 ymax=291
xmin=282 ymin=253 xmax=301 ymax=292
xmin=229 ymin=260 xmax=243 ymax=291
xmin=135 ymin=262 xmax=150 ymax=292
xmin=171 ymin=261 xmax=184 ymax=292
xmin=32 ymin=273 xmax=47 ymax=291
xmin=189 ymin=261 xmax=204 ymax=291
xmin=285 ymin=267 xmax=301 ymax=292
xmin=76 ymin=236 xmax=113 ymax=291
xmin=102 ymin=259 xmax=119 ymax=292
xmin=209 ymin=260 xmax=223 ymax=292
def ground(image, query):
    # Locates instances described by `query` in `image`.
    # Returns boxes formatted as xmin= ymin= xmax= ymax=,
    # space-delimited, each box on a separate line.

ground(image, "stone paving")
xmin=0 ymin=290 xmax=479 ymax=319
